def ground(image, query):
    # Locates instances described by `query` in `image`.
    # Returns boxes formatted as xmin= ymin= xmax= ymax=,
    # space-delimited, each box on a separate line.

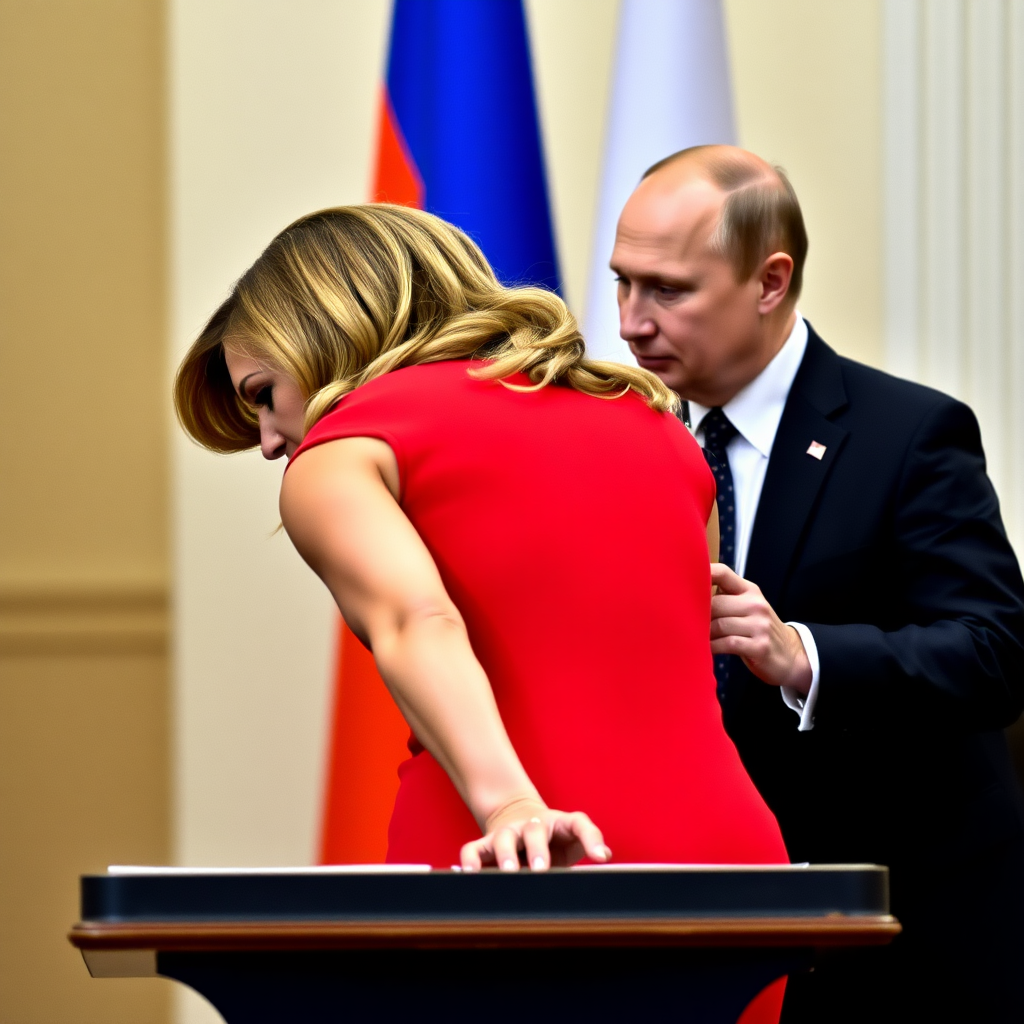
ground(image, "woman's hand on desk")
xmin=460 ymin=796 xmax=612 ymax=872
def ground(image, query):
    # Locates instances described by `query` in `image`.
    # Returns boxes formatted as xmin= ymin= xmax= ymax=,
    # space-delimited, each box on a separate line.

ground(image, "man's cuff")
xmin=780 ymin=622 xmax=820 ymax=732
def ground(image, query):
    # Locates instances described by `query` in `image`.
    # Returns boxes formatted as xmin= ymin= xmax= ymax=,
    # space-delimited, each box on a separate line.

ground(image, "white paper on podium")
xmin=108 ymin=862 xmax=823 ymax=876
xmin=570 ymin=862 xmax=812 ymax=871
xmin=107 ymin=864 xmax=433 ymax=875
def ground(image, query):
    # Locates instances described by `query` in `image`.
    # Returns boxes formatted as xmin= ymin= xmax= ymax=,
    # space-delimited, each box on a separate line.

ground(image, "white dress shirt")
xmin=688 ymin=314 xmax=820 ymax=731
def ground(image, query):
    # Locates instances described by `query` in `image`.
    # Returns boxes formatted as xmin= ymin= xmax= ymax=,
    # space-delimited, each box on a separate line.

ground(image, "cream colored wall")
xmin=170 ymin=0 xmax=390 ymax=879
xmin=0 ymin=1 xmax=172 ymax=1022
xmin=525 ymin=0 xmax=620 ymax=316
xmin=724 ymin=0 xmax=884 ymax=367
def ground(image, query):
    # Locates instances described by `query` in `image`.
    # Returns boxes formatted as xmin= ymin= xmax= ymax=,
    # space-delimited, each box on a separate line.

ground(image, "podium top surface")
xmin=80 ymin=864 xmax=889 ymax=924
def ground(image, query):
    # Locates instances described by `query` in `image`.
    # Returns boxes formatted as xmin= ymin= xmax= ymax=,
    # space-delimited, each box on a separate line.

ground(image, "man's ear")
xmin=757 ymin=251 xmax=794 ymax=315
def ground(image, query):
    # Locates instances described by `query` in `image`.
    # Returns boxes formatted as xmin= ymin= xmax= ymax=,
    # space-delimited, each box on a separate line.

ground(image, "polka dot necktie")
xmin=701 ymin=407 xmax=739 ymax=699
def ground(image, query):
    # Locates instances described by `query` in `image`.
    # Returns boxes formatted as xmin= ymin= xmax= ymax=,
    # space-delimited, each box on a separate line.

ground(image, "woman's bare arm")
xmin=707 ymin=499 xmax=720 ymax=565
xmin=279 ymin=436 xmax=608 ymax=870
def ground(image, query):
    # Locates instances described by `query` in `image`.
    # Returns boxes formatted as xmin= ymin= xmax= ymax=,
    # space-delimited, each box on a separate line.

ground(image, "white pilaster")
xmin=884 ymin=0 xmax=1023 ymax=552
xmin=922 ymin=0 xmax=966 ymax=399
xmin=966 ymin=0 xmax=1008 ymax=496
xmin=883 ymin=0 xmax=922 ymax=381
xmin=1008 ymin=0 xmax=1024 ymax=546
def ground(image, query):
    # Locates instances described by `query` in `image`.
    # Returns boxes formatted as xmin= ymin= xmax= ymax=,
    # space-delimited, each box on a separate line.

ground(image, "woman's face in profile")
xmin=223 ymin=341 xmax=306 ymax=460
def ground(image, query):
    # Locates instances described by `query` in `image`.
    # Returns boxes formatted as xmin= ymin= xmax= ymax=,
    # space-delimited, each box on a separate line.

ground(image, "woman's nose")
xmin=259 ymin=416 xmax=287 ymax=460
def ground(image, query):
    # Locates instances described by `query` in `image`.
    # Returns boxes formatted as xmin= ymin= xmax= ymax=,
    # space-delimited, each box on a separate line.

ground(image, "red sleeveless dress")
xmin=294 ymin=360 xmax=787 ymax=868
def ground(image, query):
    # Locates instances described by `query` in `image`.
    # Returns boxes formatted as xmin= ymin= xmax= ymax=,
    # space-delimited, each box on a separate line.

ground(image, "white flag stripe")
xmin=584 ymin=0 xmax=736 ymax=363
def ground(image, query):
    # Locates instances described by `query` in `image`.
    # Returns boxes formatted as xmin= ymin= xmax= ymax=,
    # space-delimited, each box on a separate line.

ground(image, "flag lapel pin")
xmin=806 ymin=441 xmax=827 ymax=460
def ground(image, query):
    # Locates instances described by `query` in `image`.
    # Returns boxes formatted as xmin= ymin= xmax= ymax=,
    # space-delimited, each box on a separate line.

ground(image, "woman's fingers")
xmin=521 ymin=816 xmax=550 ymax=872
xmin=550 ymin=811 xmax=611 ymax=865
xmin=570 ymin=811 xmax=612 ymax=863
xmin=459 ymin=822 xmax=542 ymax=872
xmin=492 ymin=826 xmax=522 ymax=872
xmin=459 ymin=836 xmax=488 ymax=872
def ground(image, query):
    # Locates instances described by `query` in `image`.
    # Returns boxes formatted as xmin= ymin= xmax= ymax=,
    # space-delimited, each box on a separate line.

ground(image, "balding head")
xmin=641 ymin=146 xmax=808 ymax=298
xmin=611 ymin=145 xmax=805 ymax=405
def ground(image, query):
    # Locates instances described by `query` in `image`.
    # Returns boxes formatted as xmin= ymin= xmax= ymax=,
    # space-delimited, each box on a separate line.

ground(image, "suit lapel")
xmin=744 ymin=330 xmax=849 ymax=607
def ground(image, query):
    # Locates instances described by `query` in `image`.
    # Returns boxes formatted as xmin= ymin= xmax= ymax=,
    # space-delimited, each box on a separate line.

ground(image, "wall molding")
xmin=0 ymin=583 xmax=169 ymax=656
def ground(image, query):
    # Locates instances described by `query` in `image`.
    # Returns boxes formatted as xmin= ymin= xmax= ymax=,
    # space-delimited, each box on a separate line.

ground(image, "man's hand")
xmin=710 ymin=563 xmax=812 ymax=694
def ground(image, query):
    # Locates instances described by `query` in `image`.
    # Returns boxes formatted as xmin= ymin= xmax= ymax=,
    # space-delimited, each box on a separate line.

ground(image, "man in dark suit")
xmin=611 ymin=145 xmax=1024 ymax=1022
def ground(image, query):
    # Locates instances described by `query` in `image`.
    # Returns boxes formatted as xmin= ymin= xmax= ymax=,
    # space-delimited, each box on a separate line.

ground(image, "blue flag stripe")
xmin=385 ymin=0 xmax=561 ymax=293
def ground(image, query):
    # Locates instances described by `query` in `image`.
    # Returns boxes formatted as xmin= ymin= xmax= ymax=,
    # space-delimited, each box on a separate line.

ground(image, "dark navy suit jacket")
xmin=721 ymin=326 xmax=1024 ymax=1021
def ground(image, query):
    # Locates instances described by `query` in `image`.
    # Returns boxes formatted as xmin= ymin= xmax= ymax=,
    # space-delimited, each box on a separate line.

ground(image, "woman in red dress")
xmin=174 ymin=204 xmax=787 ymax=876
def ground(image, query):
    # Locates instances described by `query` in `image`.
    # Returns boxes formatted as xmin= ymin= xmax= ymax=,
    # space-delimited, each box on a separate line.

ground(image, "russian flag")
xmin=319 ymin=0 xmax=561 ymax=865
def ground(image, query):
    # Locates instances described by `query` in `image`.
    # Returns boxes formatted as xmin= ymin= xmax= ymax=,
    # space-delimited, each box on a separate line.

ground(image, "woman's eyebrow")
xmin=236 ymin=371 xmax=261 ymax=398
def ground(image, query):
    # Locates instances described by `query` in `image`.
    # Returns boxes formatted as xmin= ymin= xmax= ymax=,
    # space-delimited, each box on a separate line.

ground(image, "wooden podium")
xmin=69 ymin=865 xmax=899 ymax=1023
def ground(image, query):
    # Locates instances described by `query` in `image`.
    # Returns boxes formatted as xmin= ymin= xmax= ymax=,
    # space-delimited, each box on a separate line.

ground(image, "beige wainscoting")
xmin=0 ymin=584 xmax=168 ymax=657
xmin=0 ymin=647 xmax=172 ymax=1023
xmin=0 ymin=0 xmax=171 ymax=1020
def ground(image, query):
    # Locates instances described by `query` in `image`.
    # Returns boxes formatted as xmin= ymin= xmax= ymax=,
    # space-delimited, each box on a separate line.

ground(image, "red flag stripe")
xmin=371 ymin=87 xmax=424 ymax=209
xmin=318 ymin=621 xmax=410 ymax=864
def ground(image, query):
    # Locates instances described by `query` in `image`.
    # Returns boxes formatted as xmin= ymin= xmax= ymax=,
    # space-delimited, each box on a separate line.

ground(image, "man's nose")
xmin=618 ymin=291 xmax=656 ymax=342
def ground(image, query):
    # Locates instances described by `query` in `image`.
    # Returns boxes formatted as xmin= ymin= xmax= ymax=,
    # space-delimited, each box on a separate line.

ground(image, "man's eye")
xmin=254 ymin=385 xmax=274 ymax=410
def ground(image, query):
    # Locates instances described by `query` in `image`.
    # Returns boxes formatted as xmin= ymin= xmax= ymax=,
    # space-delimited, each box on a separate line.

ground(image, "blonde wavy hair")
xmin=174 ymin=203 xmax=678 ymax=452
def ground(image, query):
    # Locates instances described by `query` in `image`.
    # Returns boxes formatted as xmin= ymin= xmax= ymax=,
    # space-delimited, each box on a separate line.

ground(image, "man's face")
xmin=610 ymin=173 xmax=769 ymax=407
